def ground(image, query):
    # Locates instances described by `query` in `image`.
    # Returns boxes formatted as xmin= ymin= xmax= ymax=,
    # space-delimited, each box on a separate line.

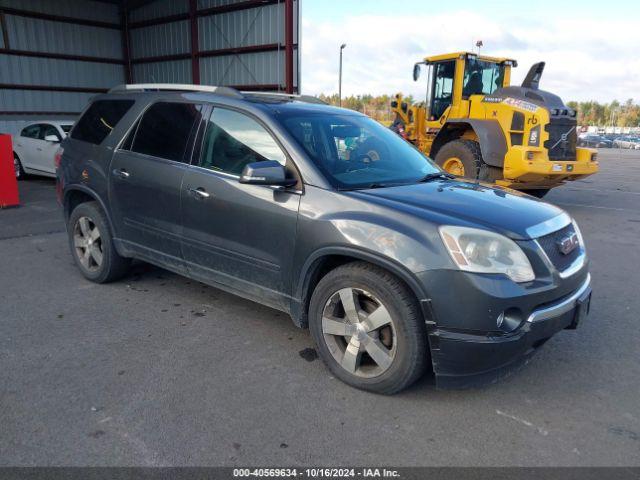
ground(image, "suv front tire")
xmin=309 ymin=262 xmax=428 ymax=394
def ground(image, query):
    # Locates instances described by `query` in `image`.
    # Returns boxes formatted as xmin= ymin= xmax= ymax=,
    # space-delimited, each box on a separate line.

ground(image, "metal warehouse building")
xmin=0 ymin=0 xmax=300 ymax=134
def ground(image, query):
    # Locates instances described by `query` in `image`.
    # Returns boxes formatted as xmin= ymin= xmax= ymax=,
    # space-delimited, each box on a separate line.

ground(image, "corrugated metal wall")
xmin=1 ymin=0 xmax=300 ymax=134
xmin=129 ymin=0 xmax=188 ymax=22
xmin=7 ymin=15 xmax=121 ymax=58
xmin=128 ymin=0 xmax=299 ymax=91
xmin=0 ymin=0 xmax=123 ymax=134
xmin=1 ymin=0 xmax=119 ymax=23
xmin=133 ymin=59 xmax=192 ymax=84
xmin=200 ymin=50 xmax=286 ymax=87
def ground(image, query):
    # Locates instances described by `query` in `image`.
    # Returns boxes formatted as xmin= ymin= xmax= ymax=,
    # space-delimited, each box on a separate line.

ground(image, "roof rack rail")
xmin=107 ymin=84 xmax=326 ymax=105
xmin=108 ymin=83 xmax=243 ymax=99
xmin=241 ymin=91 xmax=327 ymax=105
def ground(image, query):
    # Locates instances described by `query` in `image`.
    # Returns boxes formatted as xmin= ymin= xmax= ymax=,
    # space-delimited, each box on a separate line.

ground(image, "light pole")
xmin=339 ymin=43 xmax=346 ymax=107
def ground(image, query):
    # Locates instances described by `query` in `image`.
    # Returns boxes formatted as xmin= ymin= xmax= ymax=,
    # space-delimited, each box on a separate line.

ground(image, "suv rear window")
xmin=131 ymin=102 xmax=202 ymax=162
xmin=71 ymin=100 xmax=134 ymax=145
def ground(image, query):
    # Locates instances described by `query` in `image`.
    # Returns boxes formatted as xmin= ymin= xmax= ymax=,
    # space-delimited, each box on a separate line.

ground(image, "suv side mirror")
xmin=44 ymin=134 xmax=60 ymax=143
xmin=239 ymin=161 xmax=297 ymax=187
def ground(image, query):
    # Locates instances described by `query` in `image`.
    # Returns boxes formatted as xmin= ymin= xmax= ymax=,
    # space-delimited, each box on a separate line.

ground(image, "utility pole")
xmin=339 ymin=43 xmax=346 ymax=107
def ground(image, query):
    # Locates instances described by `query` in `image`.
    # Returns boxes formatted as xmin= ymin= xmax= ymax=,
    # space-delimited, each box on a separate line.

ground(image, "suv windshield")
xmin=278 ymin=112 xmax=439 ymax=189
xmin=463 ymin=58 xmax=505 ymax=97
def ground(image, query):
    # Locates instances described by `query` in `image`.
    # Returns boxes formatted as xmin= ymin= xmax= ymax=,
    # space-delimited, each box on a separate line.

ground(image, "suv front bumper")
xmin=425 ymin=273 xmax=592 ymax=389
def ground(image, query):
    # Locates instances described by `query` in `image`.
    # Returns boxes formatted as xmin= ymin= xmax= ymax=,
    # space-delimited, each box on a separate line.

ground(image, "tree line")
xmin=318 ymin=93 xmax=640 ymax=127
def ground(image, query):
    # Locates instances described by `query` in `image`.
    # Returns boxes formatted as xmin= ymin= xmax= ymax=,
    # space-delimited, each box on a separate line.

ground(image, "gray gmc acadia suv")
xmin=57 ymin=84 xmax=592 ymax=394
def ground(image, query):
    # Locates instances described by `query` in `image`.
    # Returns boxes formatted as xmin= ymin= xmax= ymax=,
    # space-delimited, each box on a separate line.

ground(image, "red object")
xmin=0 ymin=134 xmax=20 ymax=208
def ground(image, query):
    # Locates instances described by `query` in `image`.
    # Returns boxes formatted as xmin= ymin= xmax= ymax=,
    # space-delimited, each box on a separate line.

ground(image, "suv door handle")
xmin=112 ymin=168 xmax=130 ymax=179
xmin=187 ymin=187 xmax=210 ymax=199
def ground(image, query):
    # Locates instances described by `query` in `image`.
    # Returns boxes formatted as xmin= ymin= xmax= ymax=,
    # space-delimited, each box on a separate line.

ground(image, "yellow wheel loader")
xmin=390 ymin=52 xmax=599 ymax=197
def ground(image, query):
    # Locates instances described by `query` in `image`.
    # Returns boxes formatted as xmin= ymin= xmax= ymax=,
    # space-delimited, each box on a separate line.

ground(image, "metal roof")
xmin=424 ymin=51 xmax=518 ymax=65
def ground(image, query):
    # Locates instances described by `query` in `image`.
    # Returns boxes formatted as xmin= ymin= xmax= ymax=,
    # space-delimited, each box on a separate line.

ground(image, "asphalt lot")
xmin=1 ymin=149 xmax=639 ymax=467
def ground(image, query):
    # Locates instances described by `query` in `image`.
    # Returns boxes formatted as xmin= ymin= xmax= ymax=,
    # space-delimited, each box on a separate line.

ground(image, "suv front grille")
xmin=536 ymin=223 xmax=581 ymax=272
xmin=544 ymin=118 xmax=577 ymax=161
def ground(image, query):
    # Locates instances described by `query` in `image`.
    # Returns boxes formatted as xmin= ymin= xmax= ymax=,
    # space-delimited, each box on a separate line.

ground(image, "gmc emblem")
xmin=557 ymin=233 xmax=579 ymax=255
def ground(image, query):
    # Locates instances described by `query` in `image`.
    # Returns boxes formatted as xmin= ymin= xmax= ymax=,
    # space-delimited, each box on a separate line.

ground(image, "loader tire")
xmin=435 ymin=139 xmax=502 ymax=183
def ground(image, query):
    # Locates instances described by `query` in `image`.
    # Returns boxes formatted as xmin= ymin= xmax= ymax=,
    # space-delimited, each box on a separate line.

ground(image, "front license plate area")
xmin=567 ymin=291 xmax=591 ymax=330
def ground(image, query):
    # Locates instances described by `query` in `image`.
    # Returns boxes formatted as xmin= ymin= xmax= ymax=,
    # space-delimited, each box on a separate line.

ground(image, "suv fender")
xmin=63 ymin=185 xmax=116 ymax=238
xmin=291 ymin=246 xmax=431 ymax=329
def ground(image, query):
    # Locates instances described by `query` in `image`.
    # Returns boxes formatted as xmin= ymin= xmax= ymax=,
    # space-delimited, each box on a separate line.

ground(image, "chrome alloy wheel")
xmin=322 ymin=288 xmax=397 ymax=378
xmin=73 ymin=216 xmax=103 ymax=272
xmin=14 ymin=156 xmax=20 ymax=178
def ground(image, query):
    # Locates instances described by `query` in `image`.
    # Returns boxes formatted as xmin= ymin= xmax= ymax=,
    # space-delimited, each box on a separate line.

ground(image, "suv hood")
xmin=348 ymin=180 xmax=565 ymax=240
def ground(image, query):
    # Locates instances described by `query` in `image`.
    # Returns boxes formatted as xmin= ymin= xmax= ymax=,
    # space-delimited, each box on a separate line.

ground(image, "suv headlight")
xmin=572 ymin=219 xmax=585 ymax=253
xmin=439 ymin=226 xmax=535 ymax=282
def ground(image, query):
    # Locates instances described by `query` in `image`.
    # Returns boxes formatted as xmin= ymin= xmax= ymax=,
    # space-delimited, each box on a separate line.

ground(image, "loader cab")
xmin=416 ymin=52 xmax=514 ymax=123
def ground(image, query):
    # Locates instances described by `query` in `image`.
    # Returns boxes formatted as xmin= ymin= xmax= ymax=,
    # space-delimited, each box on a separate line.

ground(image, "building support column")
xmin=284 ymin=0 xmax=294 ymax=93
xmin=120 ymin=7 xmax=132 ymax=83
xmin=190 ymin=0 xmax=200 ymax=85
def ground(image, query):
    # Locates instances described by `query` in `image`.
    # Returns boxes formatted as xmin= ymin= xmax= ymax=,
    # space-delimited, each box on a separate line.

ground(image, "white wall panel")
xmin=129 ymin=20 xmax=190 ymax=59
xmin=200 ymin=50 xmax=284 ymax=88
xmin=0 ymin=55 xmax=124 ymax=88
xmin=128 ymin=0 xmax=188 ymax=23
xmin=197 ymin=0 xmax=248 ymax=9
xmin=198 ymin=4 xmax=284 ymax=51
xmin=132 ymin=59 xmax=192 ymax=84
xmin=6 ymin=15 xmax=122 ymax=59
xmin=0 ymin=88 xmax=94 ymax=112
xmin=0 ymin=0 xmax=119 ymax=23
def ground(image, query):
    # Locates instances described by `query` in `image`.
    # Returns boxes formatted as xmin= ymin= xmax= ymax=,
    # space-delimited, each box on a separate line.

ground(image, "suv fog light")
xmin=497 ymin=308 xmax=523 ymax=332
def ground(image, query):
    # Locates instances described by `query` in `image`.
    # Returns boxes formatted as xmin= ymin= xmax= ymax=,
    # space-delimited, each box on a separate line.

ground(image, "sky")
xmin=299 ymin=0 xmax=640 ymax=103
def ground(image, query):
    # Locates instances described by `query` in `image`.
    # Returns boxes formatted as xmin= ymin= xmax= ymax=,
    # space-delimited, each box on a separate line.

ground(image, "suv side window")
xmin=71 ymin=99 xmax=135 ymax=145
xmin=131 ymin=102 xmax=202 ymax=162
xmin=200 ymin=107 xmax=287 ymax=175
xmin=21 ymin=124 xmax=41 ymax=139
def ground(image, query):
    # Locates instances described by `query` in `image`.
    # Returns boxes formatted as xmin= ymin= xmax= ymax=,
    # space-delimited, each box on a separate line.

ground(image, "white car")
xmin=613 ymin=136 xmax=640 ymax=150
xmin=12 ymin=121 xmax=74 ymax=179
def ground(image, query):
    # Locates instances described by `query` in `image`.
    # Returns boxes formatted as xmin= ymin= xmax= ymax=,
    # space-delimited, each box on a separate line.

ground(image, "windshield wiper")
xmin=341 ymin=182 xmax=400 ymax=191
xmin=417 ymin=172 xmax=455 ymax=183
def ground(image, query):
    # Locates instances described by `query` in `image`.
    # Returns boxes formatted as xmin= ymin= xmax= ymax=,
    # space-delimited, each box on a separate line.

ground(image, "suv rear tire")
xmin=309 ymin=262 xmax=428 ymax=394
xmin=68 ymin=201 xmax=130 ymax=283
